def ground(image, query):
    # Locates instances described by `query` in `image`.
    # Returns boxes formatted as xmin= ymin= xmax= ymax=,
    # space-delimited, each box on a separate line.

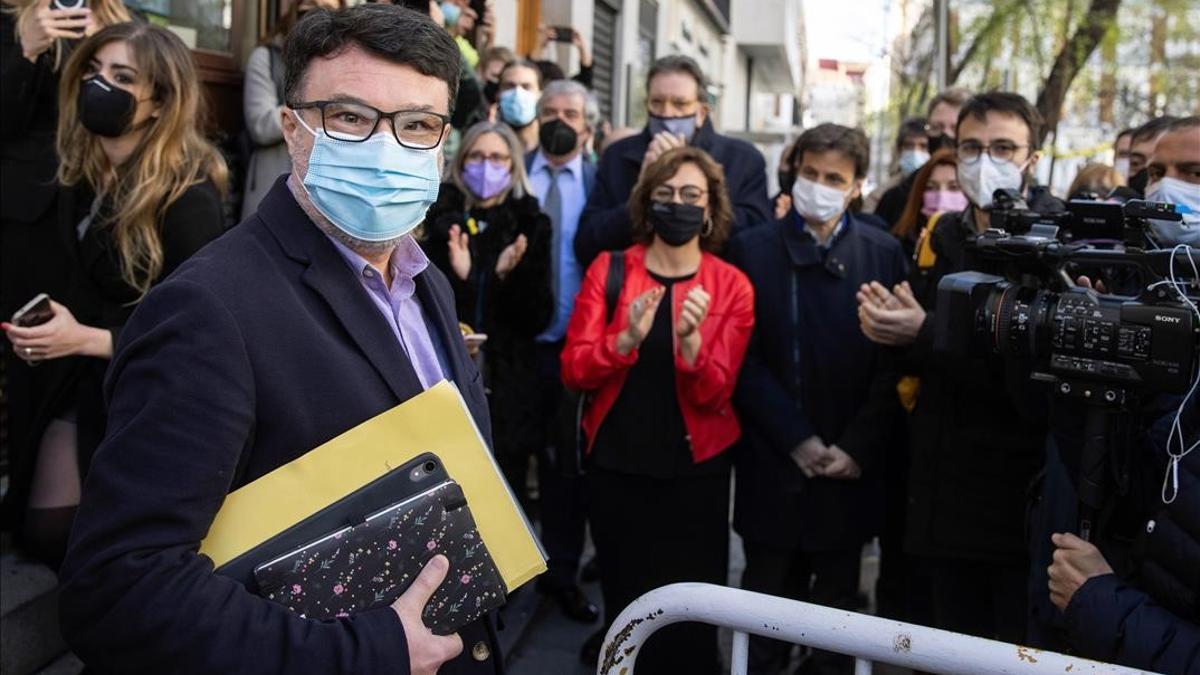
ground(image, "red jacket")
xmin=561 ymin=245 xmax=755 ymax=463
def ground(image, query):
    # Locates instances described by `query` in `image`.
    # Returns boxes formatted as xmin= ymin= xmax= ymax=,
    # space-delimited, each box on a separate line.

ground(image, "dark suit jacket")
xmin=726 ymin=212 xmax=908 ymax=550
xmin=574 ymin=118 xmax=771 ymax=267
xmin=58 ymin=178 xmax=501 ymax=675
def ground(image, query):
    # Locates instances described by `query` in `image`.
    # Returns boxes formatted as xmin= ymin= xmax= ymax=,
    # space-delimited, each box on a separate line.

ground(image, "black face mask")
xmin=1128 ymin=167 xmax=1149 ymax=197
xmin=927 ymin=132 xmax=954 ymax=154
xmin=539 ymin=118 xmax=578 ymax=157
xmin=78 ymin=75 xmax=138 ymax=138
xmin=482 ymin=79 xmax=500 ymax=105
xmin=649 ymin=202 xmax=705 ymax=247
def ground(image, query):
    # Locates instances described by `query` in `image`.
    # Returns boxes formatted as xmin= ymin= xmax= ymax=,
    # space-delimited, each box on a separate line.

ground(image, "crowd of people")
xmin=0 ymin=1 xmax=1197 ymax=674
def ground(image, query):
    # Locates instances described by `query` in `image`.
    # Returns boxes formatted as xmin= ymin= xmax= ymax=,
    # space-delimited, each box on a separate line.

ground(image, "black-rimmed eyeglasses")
xmin=291 ymin=100 xmax=450 ymax=149
xmin=956 ymin=141 xmax=1029 ymax=164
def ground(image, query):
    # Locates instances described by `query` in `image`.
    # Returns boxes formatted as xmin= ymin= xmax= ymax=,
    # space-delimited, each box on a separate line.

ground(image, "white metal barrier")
xmin=597 ymin=583 xmax=1155 ymax=675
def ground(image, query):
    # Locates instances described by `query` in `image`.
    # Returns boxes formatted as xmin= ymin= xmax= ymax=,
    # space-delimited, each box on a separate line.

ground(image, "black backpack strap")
xmin=604 ymin=250 xmax=624 ymax=324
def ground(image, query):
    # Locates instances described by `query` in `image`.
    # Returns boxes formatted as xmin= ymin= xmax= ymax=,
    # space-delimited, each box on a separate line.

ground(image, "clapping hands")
xmin=857 ymin=281 xmax=926 ymax=346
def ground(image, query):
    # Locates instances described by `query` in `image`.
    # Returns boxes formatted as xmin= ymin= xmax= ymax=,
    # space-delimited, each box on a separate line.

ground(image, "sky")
xmin=803 ymin=0 xmax=895 ymax=65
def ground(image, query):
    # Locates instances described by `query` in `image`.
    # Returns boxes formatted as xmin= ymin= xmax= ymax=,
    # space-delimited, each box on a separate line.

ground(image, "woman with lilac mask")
xmin=421 ymin=121 xmax=553 ymax=501
xmin=891 ymin=149 xmax=967 ymax=256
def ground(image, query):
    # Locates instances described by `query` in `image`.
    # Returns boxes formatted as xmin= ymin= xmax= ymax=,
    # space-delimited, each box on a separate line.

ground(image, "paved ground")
xmin=506 ymin=530 xmax=890 ymax=674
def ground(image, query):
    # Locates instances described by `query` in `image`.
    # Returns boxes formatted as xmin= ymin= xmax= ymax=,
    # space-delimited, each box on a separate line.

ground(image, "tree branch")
xmin=1034 ymin=0 xmax=1122 ymax=145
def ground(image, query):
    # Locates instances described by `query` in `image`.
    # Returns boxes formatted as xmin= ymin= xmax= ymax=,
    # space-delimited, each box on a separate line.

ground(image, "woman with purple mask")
xmin=891 ymin=149 xmax=967 ymax=256
xmin=421 ymin=120 xmax=553 ymax=504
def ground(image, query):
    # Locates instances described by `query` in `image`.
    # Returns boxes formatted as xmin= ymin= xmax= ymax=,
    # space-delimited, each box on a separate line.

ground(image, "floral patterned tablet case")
xmin=253 ymin=480 xmax=505 ymax=635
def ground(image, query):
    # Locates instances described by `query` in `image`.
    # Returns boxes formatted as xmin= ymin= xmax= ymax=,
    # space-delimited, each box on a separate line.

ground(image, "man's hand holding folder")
xmin=395 ymin=555 xmax=464 ymax=675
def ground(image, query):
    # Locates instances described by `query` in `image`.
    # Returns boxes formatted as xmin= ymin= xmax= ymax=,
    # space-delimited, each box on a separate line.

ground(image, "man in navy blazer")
xmin=522 ymin=78 xmax=602 ymax=627
xmin=574 ymin=55 xmax=771 ymax=267
xmin=58 ymin=6 xmax=501 ymax=674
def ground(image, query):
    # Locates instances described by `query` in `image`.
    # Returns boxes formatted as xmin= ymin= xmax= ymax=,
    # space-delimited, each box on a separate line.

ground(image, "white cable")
xmin=1161 ymin=244 xmax=1200 ymax=504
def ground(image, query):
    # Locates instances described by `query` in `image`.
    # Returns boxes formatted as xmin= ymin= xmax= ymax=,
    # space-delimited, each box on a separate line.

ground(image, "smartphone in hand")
xmin=50 ymin=0 xmax=87 ymax=10
xmin=11 ymin=293 xmax=53 ymax=328
xmin=552 ymin=26 xmax=573 ymax=42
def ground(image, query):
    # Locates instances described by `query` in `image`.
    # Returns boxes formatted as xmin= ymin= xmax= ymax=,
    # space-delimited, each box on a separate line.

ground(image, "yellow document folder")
xmin=199 ymin=381 xmax=546 ymax=591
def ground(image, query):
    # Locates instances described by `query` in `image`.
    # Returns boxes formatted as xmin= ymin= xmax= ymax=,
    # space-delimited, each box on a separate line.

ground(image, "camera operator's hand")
xmin=790 ymin=436 xmax=831 ymax=478
xmin=857 ymin=281 xmax=925 ymax=346
xmin=1047 ymin=533 xmax=1114 ymax=611
xmin=818 ymin=445 xmax=861 ymax=480
xmin=1074 ymin=275 xmax=1109 ymax=294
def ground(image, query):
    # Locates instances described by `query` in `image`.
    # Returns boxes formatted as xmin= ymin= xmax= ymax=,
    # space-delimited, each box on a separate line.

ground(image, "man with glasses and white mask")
xmin=856 ymin=92 xmax=1060 ymax=643
xmin=575 ymin=54 xmax=771 ymax=266
xmin=57 ymin=6 xmax=501 ymax=675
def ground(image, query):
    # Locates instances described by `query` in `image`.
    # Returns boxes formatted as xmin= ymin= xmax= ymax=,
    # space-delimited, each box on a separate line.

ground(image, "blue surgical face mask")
xmin=440 ymin=1 xmax=461 ymax=28
xmin=294 ymin=112 xmax=442 ymax=243
xmin=647 ymin=113 xmax=698 ymax=144
xmin=499 ymin=87 xmax=538 ymax=128
xmin=898 ymin=149 xmax=930 ymax=176
xmin=1145 ymin=176 xmax=1200 ymax=246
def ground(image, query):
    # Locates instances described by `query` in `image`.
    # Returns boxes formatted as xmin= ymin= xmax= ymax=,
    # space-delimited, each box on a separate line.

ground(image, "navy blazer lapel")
xmin=257 ymin=178 xmax=423 ymax=402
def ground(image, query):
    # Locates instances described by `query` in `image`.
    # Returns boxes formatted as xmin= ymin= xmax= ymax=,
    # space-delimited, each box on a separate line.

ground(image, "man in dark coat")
xmin=858 ymin=92 xmax=1057 ymax=643
xmin=574 ymin=55 xmax=770 ymax=267
xmin=1044 ymin=398 xmax=1200 ymax=674
xmin=727 ymin=123 xmax=907 ymax=675
xmin=1043 ymin=116 xmax=1200 ymax=674
xmin=523 ymin=79 xmax=603 ymax=626
xmin=57 ymin=7 xmax=503 ymax=674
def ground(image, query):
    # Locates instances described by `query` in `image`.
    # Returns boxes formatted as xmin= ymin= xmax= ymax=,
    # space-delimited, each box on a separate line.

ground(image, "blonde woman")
xmin=1 ymin=3 xmax=130 ymax=539
xmin=1 ymin=21 xmax=228 ymax=567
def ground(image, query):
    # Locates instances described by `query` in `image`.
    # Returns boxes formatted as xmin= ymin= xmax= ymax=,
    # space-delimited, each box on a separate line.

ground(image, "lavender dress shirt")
xmin=325 ymin=234 xmax=449 ymax=390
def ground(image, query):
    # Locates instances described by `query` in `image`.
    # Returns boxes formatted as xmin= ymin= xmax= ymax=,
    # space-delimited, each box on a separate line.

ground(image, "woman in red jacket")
xmin=562 ymin=146 xmax=755 ymax=674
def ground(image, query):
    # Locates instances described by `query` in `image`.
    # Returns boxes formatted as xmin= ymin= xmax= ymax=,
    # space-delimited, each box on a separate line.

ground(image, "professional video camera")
xmin=936 ymin=189 xmax=1198 ymax=399
xmin=933 ymin=190 xmax=1199 ymax=540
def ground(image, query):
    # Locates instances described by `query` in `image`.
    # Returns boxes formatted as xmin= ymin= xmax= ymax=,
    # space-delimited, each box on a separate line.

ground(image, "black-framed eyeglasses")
xmin=651 ymin=185 xmax=707 ymax=205
xmin=956 ymin=141 xmax=1029 ymax=164
xmin=292 ymin=100 xmax=450 ymax=149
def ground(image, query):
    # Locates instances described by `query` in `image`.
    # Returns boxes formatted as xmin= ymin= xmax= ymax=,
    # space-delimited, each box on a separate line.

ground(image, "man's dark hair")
xmin=794 ymin=123 xmax=870 ymax=178
xmin=1166 ymin=115 xmax=1200 ymax=133
xmin=896 ymin=116 xmax=928 ymax=152
xmin=1115 ymin=127 xmax=1134 ymax=143
xmin=1131 ymin=116 xmax=1180 ymax=145
xmin=384 ymin=0 xmax=431 ymax=14
xmin=283 ymin=5 xmax=460 ymax=114
xmin=646 ymin=55 xmax=708 ymax=98
xmin=926 ymin=87 xmax=971 ymax=117
xmin=534 ymin=59 xmax=565 ymax=84
xmin=956 ymin=91 xmax=1043 ymax=150
xmin=499 ymin=58 xmax=544 ymax=89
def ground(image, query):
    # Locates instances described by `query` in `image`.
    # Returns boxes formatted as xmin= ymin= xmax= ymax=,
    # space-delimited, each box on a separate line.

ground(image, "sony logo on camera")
xmin=1155 ymin=314 xmax=1183 ymax=324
